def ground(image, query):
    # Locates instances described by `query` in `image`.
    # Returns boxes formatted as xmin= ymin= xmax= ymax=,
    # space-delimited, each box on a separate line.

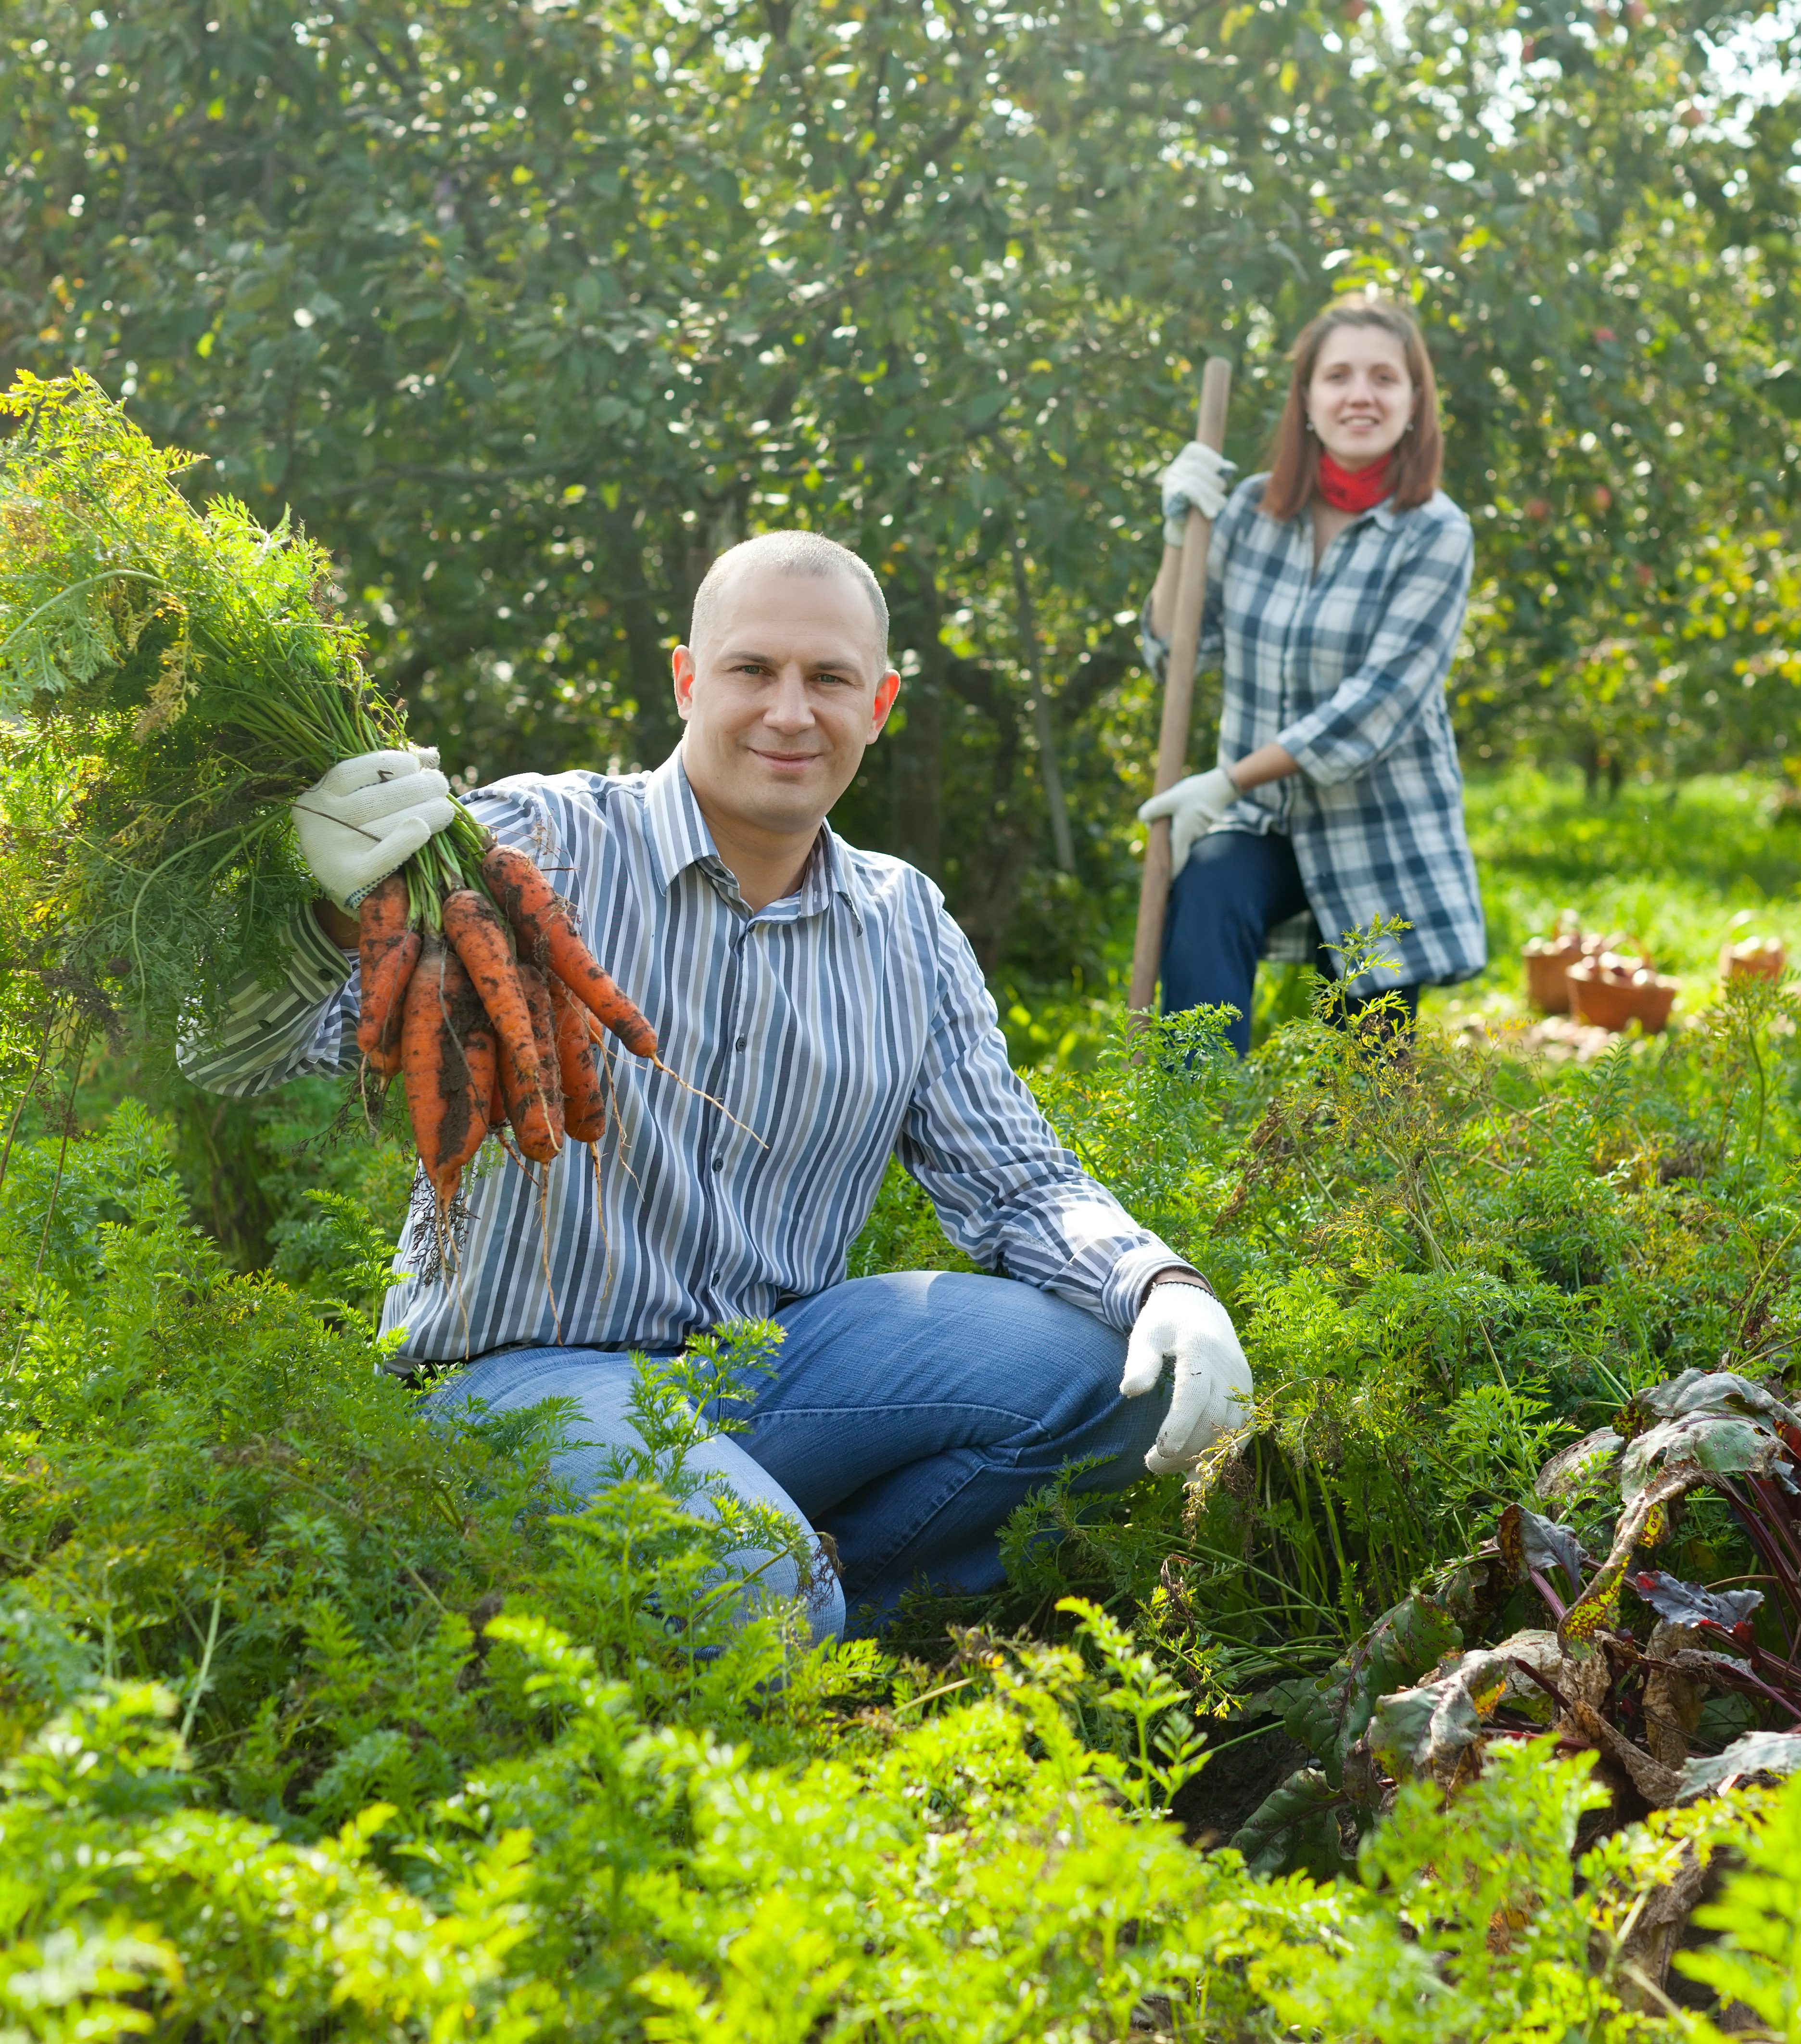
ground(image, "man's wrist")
xmin=313 ymin=898 xmax=361 ymax=951
xmin=1142 ymin=1265 xmax=1213 ymax=1308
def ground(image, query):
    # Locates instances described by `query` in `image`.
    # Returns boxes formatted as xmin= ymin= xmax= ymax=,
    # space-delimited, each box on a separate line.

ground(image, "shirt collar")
xmin=642 ymin=749 xmax=717 ymax=893
xmin=642 ymin=747 xmax=865 ymax=930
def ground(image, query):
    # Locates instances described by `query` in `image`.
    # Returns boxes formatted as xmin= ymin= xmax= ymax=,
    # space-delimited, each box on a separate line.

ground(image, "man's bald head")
xmin=689 ymin=530 xmax=889 ymax=671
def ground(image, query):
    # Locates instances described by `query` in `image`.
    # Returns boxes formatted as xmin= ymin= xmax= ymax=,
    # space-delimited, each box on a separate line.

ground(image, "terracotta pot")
xmin=1522 ymin=935 xmax=1584 ymax=1014
xmin=1566 ymin=961 xmax=1638 ymax=1033
xmin=1567 ymin=961 xmax=1677 ymax=1035
xmin=1723 ymin=937 xmax=1786 ymax=984
xmin=1632 ymin=974 xmax=1678 ymax=1035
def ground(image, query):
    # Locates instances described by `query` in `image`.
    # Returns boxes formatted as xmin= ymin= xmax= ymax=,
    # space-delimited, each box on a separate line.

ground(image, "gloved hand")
xmin=1137 ymin=765 xmax=1241 ymax=876
xmin=1121 ymin=1280 xmax=1254 ymax=1476
xmin=1159 ymin=440 xmax=1236 ymax=544
xmin=291 ymin=748 xmax=456 ymax=911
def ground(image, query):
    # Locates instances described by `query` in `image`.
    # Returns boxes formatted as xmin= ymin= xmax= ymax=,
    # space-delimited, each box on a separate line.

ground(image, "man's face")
xmin=672 ymin=567 xmax=901 ymax=841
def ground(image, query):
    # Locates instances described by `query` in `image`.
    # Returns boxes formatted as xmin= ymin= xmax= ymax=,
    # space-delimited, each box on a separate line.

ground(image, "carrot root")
xmin=442 ymin=888 xmax=542 ymax=1088
xmin=481 ymin=841 xmax=659 ymax=1059
xmin=550 ymin=973 xmax=608 ymax=1145
xmin=502 ymin=964 xmax=564 ymax=1164
xmin=402 ymin=933 xmax=492 ymax=1206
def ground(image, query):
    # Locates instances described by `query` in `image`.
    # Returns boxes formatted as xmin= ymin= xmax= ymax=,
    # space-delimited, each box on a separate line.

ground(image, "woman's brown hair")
xmin=1260 ymin=296 xmax=1443 ymax=522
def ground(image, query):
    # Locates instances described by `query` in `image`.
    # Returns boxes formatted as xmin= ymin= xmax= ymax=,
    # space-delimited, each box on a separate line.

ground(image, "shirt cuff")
xmin=1104 ymin=1241 xmax=1207 ymax=1329
xmin=1274 ymin=711 xmax=1364 ymax=788
xmin=1139 ymin=593 xmax=1171 ymax=685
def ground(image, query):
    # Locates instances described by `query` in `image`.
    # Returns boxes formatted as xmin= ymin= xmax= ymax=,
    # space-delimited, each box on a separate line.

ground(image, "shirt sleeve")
xmin=177 ymin=903 xmax=361 ymax=1097
xmin=1138 ymin=483 xmax=1247 ymax=683
xmin=894 ymin=905 xmax=1193 ymax=1332
xmin=1275 ymin=507 xmax=1474 ymax=788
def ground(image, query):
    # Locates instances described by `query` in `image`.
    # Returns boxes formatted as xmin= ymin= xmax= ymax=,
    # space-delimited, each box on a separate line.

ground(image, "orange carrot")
xmin=402 ymin=933 xmax=490 ymax=1204
xmin=441 ymin=889 xmax=542 ymax=1088
xmin=550 ymin=973 xmax=608 ymax=1144
xmin=499 ymin=964 xmax=564 ymax=1164
xmin=357 ymin=871 xmax=410 ymax=980
xmin=358 ymin=930 xmax=419 ymax=1077
xmin=356 ymin=873 xmax=416 ymax=1072
xmin=481 ymin=841 xmax=658 ymax=1059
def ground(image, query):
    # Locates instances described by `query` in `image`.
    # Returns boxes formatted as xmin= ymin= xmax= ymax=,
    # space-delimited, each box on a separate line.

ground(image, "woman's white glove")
xmin=291 ymin=748 xmax=455 ymax=911
xmin=1137 ymin=766 xmax=1240 ymax=877
xmin=1159 ymin=441 xmax=1236 ymax=543
xmin=1121 ymin=1281 xmax=1254 ymax=1475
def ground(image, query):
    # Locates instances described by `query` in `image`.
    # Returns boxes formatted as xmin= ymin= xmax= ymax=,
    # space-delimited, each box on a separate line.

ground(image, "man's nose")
xmin=764 ymin=668 xmax=815 ymax=728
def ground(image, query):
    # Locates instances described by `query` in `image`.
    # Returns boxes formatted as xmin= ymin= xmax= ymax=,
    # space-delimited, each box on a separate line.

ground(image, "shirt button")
xmin=711 ymin=1156 xmax=724 ymax=1172
xmin=734 ymin=1035 xmax=747 ymax=1052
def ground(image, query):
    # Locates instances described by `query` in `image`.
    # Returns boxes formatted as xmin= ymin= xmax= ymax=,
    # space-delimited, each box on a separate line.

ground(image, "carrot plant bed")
xmin=6 ymin=952 xmax=1801 ymax=2039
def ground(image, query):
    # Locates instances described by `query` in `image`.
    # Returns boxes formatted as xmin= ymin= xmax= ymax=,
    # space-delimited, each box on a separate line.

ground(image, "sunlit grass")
xmin=1003 ymin=766 xmax=1801 ymax=1063
xmin=1429 ymin=767 xmax=1801 ymax=1030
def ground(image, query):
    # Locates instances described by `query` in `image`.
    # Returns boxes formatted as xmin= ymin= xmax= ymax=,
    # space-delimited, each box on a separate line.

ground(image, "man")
xmin=187 ymin=531 xmax=1252 ymax=1638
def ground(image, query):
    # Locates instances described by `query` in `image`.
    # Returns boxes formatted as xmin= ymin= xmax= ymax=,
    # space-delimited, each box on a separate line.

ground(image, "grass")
xmin=1001 ymin=765 xmax=1801 ymax=1067
xmin=1434 ymin=766 xmax=1801 ymax=1027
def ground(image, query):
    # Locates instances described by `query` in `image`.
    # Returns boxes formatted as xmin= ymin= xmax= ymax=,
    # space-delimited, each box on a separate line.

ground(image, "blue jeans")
xmin=422 ymin=1271 xmax=1161 ymax=1639
xmin=1162 ymin=828 xmax=1420 ymax=1056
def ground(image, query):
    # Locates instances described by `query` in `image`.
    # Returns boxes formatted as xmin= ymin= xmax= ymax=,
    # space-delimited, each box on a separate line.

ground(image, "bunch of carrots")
xmin=0 ymin=370 xmax=666 ymax=1215
xmin=358 ymin=841 xmax=657 ymax=1211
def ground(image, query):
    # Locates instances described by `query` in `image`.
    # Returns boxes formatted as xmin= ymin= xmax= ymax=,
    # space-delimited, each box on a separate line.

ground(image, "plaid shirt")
xmin=181 ymin=754 xmax=1189 ymax=1362
xmin=1143 ymin=474 xmax=1485 ymax=991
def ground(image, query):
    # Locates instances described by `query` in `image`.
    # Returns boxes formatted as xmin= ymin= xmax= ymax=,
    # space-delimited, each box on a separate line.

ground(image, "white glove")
xmin=1121 ymin=1281 xmax=1254 ymax=1476
xmin=1159 ymin=441 xmax=1236 ymax=544
xmin=291 ymin=748 xmax=455 ymax=910
xmin=1137 ymin=765 xmax=1240 ymax=877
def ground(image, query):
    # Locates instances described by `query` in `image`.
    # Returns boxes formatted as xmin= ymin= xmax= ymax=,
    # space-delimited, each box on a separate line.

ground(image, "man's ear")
xmin=672 ymin=644 xmax=697 ymax=723
xmin=869 ymin=668 xmax=901 ymax=741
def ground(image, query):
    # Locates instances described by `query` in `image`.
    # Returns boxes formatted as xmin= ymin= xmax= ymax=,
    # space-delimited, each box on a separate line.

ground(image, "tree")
xmin=4 ymin=0 xmax=1799 ymax=984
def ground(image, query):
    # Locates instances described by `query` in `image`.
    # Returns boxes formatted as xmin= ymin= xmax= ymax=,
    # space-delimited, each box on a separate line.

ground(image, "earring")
xmin=1405 ymin=419 xmax=1415 ymax=434
xmin=1305 ymin=419 xmax=1319 ymax=436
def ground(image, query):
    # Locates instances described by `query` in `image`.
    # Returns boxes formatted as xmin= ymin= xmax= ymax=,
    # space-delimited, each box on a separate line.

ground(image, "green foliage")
xmin=1679 ymin=1765 xmax=1801 ymax=2038
xmin=0 ymin=372 xmax=499 ymax=1064
xmin=10 ymin=1079 xmax=1790 ymax=2039
xmin=0 ymin=373 xmax=380 ymax=1047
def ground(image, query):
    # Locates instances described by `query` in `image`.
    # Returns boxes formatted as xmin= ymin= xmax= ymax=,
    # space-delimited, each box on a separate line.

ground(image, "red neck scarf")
xmin=1316 ymin=449 xmax=1394 ymax=513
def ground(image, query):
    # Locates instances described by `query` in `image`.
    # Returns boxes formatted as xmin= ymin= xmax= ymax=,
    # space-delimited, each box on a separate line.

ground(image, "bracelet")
xmin=1144 ymin=1270 xmax=1215 ymax=1308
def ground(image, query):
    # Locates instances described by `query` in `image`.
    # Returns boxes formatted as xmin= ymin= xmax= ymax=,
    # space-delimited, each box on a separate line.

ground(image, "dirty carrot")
xmin=441 ymin=888 xmax=542 ymax=1086
xmin=549 ymin=972 xmax=608 ymax=1144
xmin=402 ymin=933 xmax=489 ymax=1206
xmin=501 ymin=963 xmax=564 ymax=1165
xmin=355 ymin=872 xmax=416 ymax=1072
xmin=481 ymin=841 xmax=658 ymax=1060
xmin=357 ymin=929 xmax=420 ymax=1077
xmin=357 ymin=870 xmax=410 ymax=979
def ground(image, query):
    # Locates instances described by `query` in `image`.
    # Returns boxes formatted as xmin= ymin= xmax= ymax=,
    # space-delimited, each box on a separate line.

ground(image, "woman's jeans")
xmin=1162 ymin=828 xmax=1420 ymax=1056
xmin=421 ymin=1270 xmax=1163 ymax=1641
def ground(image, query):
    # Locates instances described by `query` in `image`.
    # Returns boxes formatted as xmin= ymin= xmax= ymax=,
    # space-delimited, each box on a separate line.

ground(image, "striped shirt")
xmin=184 ymin=752 xmax=1186 ymax=1362
xmin=1143 ymin=474 xmax=1485 ymax=991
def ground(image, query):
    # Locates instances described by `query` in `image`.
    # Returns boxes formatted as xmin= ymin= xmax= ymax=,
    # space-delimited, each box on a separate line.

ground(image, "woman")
xmin=1138 ymin=295 xmax=1485 ymax=1055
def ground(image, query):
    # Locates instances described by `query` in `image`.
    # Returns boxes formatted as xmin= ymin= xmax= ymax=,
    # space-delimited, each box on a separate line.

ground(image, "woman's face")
xmin=1306 ymin=326 xmax=1415 ymax=471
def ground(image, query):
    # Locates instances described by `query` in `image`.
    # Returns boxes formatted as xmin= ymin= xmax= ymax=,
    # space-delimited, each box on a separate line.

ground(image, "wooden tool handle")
xmin=1128 ymin=357 xmax=1233 ymax=1019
